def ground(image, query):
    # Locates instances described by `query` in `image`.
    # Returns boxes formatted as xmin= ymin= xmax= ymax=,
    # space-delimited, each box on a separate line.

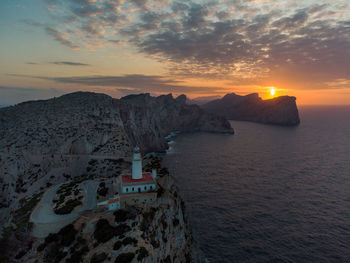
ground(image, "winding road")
xmin=30 ymin=180 xmax=99 ymax=238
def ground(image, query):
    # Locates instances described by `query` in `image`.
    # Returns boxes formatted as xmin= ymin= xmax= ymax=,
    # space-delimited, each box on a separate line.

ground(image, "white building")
xmin=97 ymin=195 xmax=120 ymax=211
xmin=121 ymin=147 xmax=156 ymax=194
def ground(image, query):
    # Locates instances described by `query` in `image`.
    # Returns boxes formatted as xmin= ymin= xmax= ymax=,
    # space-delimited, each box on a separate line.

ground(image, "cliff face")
xmin=121 ymin=93 xmax=233 ymax=152
xmin=201 ymin=93 xmax=300 ymax=126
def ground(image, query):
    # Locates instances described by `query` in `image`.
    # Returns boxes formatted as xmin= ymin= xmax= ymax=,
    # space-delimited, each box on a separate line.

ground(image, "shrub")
xmin=140 ymin=208 xmax=156 ymax=232
xmin=113 ymin=241 xmax=122 ymax=250
xmin=94 ymin=219 xmax=115 ymax=243
xmin=173 ymin=218 xmax=179 ymax=227
xmin=54 ymin=199 xmax=82 ymax=215
xmin=37 ymin=243 xmax=46 ymax=252
xmin=90 ymin=252 xmax=107 ymax=263
xmin=136 ymin=247 xmax=149 ymax=261
xmin=114 ymin=209 xmax=136 ymax=223
xmin=58 ymin=224 xmax=77 ymax=247
xmin=157 ymin=186 xmax=164 ymax=198
xmin=122 ymin=237 xmax=137 ymax=247
xmin=115 ymin=252 xmax=135 ymax=263
xmin=66 ymin=245 xmax=89 ymax=263
xmin=115 ymin=224 xmax=131 ymax=238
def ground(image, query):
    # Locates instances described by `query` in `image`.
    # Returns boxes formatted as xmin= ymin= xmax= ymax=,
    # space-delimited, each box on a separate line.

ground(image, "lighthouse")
xmin=132 ymin=146 xmax=142 ymax=180
xmin=120 ymin=146 xmax=156 ymax=195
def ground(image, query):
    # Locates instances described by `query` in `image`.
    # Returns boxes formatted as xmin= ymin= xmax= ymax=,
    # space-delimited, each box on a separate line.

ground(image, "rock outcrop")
xmin=201 ymin=93 xmax=300 ymax=126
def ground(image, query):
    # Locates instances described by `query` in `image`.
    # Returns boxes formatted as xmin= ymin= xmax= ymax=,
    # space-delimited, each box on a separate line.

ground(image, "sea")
xmin=163 ymin=106 xmax=350 ymax=263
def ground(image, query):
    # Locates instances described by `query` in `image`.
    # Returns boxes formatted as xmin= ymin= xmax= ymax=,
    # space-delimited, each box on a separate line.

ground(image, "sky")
xmin=1 ymin=0 xmax=350 ymax=105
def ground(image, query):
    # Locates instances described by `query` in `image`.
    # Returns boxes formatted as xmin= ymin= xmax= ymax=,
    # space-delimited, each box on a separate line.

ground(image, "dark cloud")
xmin=6 ymin=74 xmax=219 ymax=94
xmin=50 ymin=61 xmax=91 ymax=66
xmin=51 ymin=74 xmax=216 ymax=93
xmin=45 ymin=27 xmax=79 ymax=49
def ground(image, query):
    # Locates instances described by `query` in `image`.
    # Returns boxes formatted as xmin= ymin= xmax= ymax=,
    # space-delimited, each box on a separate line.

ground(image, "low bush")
xmin=136 ymin=247 xmax=149 ymax=261
xmin=113 ymin=241 xmax=122 ymax=250
xmin=58 ymin=224 xmax=77 ymax=247
xmin=90 ymin=252 xmax=107 ymax=263
xmin=54 ymin=199 xmax=82 ymax=215
xmin=122 ymin=237 xmax=137 ymax=247
xmin=115 ymin=252 xmax=135 ymax=263
xmin=66 ymin=245 xmax=89 ymax=263
xmin=114 ymin=209 xmax=136 ymax=223
xmin=94 ymin=219 xmax=115 ymax=243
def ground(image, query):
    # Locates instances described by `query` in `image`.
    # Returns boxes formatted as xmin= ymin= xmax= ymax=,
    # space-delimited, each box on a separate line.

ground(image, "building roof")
xmin=122 ymin=173 xmax=155 ymax=184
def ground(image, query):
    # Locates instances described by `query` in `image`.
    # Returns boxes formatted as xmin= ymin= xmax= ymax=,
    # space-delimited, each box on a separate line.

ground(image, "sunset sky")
xmin=1 ymin=0 xmax=350 ymax=105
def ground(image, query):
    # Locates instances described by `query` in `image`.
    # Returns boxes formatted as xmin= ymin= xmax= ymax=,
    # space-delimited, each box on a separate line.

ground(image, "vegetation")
xmin=173 ymin=218 xmax=180 ymax=227
xmin=114 ymin=209 xmax=136 ymax=223
xmin=140 ymin=208 xmax=156 ymax=232
xmin=115 ymin=252 xmax=135 ymax=263
xmin=157 ymin=185 xmax=164 ymax=198
xmin=97 ymin=182 xmax=108 ymax=197
xmin=136 ymin=247 xmax=149 ymax=261
xmin=54 ymin=198 xmax=82 ymax=215
xmin=39 ymin=224 xmax=78 ymax=254
xmin=115 ymin=224 xmax=131 ymax=238
xmin=90 ymin=252 xmax=107 ymax=263
xmin=93 ymin=219 xmax=116 ymax=243
xmin=14 ymin=191 xmax=43 ymax=235
xmin=122 ymin=237 xmax=137 ymax=247
xmin=113 ymin=241 xmax=122 ymax=250
xmin=66 ymin=245 xmax=89 ymax=263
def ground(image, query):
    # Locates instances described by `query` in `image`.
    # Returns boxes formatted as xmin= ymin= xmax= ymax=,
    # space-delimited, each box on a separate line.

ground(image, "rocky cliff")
xmin=4 ymin=168 xmax=204 ymax=263
xmin=201 ymin=93 xmax=300 ymax=126
xmin=0 ymin=91 xmax=231 ymax=262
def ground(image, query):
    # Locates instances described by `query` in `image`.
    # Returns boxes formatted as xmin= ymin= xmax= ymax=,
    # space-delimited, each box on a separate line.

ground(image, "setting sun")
xmin=270 ymin=88 xmax=276 ymax=96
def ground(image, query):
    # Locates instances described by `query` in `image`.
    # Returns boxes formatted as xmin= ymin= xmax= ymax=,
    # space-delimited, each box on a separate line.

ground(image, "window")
xmin=126 ymin=188 xmax=128 ymax=192
xmin=132 ymin=187 xmax=134 ymax=191
xmin=144 ymin=186 xmax=147 ymax=190
xmin=150 ymin=186 xmax=152 ymax=190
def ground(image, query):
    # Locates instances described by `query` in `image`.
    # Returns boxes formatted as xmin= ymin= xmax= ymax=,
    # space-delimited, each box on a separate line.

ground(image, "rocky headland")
xmin=201 ymin=93 xmax=300 ymax=126
xmin=0 ymin=91 xmax=232 ymax=262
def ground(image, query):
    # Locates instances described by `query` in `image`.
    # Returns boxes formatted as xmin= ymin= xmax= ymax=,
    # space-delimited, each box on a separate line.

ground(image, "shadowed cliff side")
xmin=201 ymin=93 xmax=300 ymax=126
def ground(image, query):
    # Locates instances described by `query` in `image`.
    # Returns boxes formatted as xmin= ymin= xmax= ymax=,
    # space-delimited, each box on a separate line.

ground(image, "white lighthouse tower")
xmin=132 ymin=146 xmax=142 ymax=180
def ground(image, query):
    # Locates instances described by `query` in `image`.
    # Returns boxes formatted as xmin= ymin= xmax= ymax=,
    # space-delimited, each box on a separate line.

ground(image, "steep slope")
xmin=202 ymin=93 xmax=300 ymax=126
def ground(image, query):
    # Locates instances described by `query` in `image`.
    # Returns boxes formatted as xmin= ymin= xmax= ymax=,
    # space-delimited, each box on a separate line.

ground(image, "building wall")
xmin=122 ymin=183 xmax=156 ymax=194
xmin=108 ymin=202 xmax=120 ymax=211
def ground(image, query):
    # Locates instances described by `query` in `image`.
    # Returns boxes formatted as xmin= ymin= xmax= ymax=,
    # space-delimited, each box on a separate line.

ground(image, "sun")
xmin=270 ymin=88 xmax=276 ymax=96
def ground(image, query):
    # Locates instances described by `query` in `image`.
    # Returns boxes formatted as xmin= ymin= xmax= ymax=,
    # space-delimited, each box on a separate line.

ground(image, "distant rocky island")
xmin=201 ymin=93 xmax=300 ymax=126
xmin=0 ymin=91 xmax=232 ymax=263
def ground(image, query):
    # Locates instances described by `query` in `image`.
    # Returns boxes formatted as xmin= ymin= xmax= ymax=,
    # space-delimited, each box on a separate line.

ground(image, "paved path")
xmin=30 ymin=180 xmax=99 ymax=238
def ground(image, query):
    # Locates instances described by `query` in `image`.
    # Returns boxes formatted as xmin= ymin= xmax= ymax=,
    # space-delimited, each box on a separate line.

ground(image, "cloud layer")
xmin=32 ymin=1 xmax=350 ymax=89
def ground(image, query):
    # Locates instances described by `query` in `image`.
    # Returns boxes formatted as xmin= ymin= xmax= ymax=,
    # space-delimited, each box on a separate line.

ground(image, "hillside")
xmin=0 ymin=91 xmax=232 ymax=262
xmin=201 ymin=93 xmax=300 ymax=126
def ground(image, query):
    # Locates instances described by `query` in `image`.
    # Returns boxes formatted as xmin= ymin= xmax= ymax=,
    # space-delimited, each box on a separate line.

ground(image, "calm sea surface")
xmin=163 ymin=106 xmax=350 ymax=263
